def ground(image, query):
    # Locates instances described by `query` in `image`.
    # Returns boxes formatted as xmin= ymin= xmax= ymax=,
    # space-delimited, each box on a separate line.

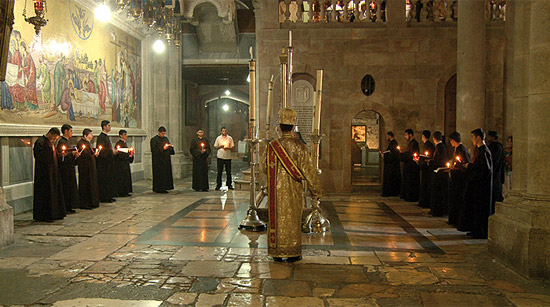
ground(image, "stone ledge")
xmin=0 ymin=195 xmax=14 ymax=247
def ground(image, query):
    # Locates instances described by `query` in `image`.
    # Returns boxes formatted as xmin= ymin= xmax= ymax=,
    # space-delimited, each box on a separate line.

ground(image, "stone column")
xmin=167 ymin=46 xmax=188 ymax=178
xmin=489 ymin=0 xmax=550 ymax=279
xmin=142 ymin=35 xmax=155 ymax=179
xmin=456 ymin=0 xmax=486 ymax=141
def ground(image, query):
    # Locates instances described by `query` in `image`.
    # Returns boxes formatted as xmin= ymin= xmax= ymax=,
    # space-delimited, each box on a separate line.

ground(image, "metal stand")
xmin=302 ymin=132 xmax=330 ymax=233
xmin=238 ymin=138 xmax=266 ymax=232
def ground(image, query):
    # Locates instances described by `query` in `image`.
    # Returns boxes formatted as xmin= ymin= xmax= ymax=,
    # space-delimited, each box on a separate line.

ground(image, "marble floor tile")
xmin=227 ymin=293 xmax=264 ymax=307
xmin=195 ymin=293 xmax=227 ymax=307
xmin=236 ymin=262 xmax=292 ymax=279
xmin=420 ymin=292 xmax=511 ymax=306
xmin=49 ymin=234 xmax=135 ymax=261
xmin=150 ymin=228 xmax=221 ymax=243
xmin=181 ymin=261 xmax=241 ymax=277
xmin=165 ymin=292 xmax=198 ymax=305
xmin=52 ymin=298 xmax=162 ymax=307
xmin=172 ymin=218 xmax=229 ymax=228
xmin=326 ymin=298 xmax=378 ymax=307
xmin=171 ymin=246 xmax=228 ymax=261
xmin=265 ymin=296 xmax=324 ymax=307
xmin=293 ymin=264 xmax=368 ymax=283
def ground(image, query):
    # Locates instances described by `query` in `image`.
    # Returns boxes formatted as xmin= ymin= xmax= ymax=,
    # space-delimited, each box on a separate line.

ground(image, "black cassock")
xmin=382 ymin=139 xmax=401 ymax=197
xmin=151 ymin=135 xmax=175 ymax=192
xmin=459 ymin=144 xmax=493 ymax=238
xmin=56 ymin=136 xmax=79 ymax=212
xmin=400 ymin=139 xmax=420 ymax=202
xmin=114 ymin=140 xmax=134 ymax=197
xmin=430 ymin=142 xmax=449 ymax=217
xmin=448 ymin=144 xmax=471 ymax=226
xmin=33 ymin=136 xmax=66 ymax=221
xmin=96 ymin=132 xmax=116 ymax=202
xmin=190 ymin=137 xmax=212 ymax=191
xmin=488 ymin=141 xmax=505 ymax=211
xmin=76 ymin=139 xmax=100 ymax=209
xmin=418 ymin=140 xmax=435 ymax=208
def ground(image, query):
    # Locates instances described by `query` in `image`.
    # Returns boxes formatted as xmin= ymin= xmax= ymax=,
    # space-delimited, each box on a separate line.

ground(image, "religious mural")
xmin=0 ymin=0 xmax=141 ymax=128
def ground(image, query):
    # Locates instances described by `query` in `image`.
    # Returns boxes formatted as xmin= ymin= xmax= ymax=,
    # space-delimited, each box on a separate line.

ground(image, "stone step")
xmin=242 ymin=169 xmax=260 ymax=181
xmin=351 ymin=183 xmax=382 ymax=193
xmin=234 ymin=179 xmax=260 ymax=191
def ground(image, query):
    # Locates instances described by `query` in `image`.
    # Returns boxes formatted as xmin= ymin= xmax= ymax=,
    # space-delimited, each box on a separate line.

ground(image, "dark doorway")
xmin=444 ymin=74 xmax=457 ymax=136
xmin=351 ymin=110 xmax=384 ymax=192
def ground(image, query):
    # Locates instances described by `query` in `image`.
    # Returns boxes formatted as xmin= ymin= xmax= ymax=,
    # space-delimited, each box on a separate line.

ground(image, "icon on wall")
xmin=69 ymin=0 xmax=94 ymax=40
xmin=352 ymin=125 xmax=366 ymax=143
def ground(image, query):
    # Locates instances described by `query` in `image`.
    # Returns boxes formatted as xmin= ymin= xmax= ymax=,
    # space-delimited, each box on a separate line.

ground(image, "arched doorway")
xmin=444 ymin=74 xmax=457 ymax=136
xmin=351 ymin=110 xmax=384 ymax=192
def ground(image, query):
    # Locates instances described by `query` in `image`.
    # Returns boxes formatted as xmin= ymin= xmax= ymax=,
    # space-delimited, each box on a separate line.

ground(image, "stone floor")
xmin=1 ymin=178 xmax=550 ymax=306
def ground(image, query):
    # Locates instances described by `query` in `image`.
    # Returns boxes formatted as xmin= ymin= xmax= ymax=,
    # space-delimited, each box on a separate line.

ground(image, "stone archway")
xmin=335 ymin=101 xmax=396 ymax=192
xmin=444 ymin=74 xmax=457 ymax=136
xmin=351 ymin=110 xmax=384 ymax=192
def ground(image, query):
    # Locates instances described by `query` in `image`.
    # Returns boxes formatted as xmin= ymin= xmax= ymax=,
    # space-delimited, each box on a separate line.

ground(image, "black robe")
xmin=430 ymin=142 xmax=449 ymax=216
xmin=76 ymin=139 xmax=100 ymax=209
xmin=448 ymin=144 xmax=471 ymax=226
xmin=151 ymin=135 xmax=175 ymax=192
xmin=459 ymin=144 xmax=493 ymax=238
xmin=382 ymin=139 xmax=401 ymax=197
xmin=56 ymin=136 xmax=79 ymax=212
xmin=114 ymin=139 xmax=134 ymax=197
xmin=400 ymin=139 xmax=420 ymax=202
xmin=190 ymin=137 xmax=212 ymax=191
xmin=33 ymin=136 xmax=66 ymax=221
xmin=418 ymin=140 xmax=435 ymax=208
xmin=96 ymin=132 xmax=116 ymax=202
xmin=488 ymin=141 xmax=505 ymax=207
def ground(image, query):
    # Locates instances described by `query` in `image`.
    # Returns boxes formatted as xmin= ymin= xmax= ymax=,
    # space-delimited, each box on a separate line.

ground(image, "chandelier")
xmin=23 ymin=0 xmax=48 ymax=34
xmin=116 ymin=0 xmax=184 ymax=48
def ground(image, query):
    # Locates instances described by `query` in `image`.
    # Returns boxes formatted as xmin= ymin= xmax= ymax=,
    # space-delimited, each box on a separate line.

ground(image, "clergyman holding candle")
xmin=150 ymin=126 xmax=175 ymax=193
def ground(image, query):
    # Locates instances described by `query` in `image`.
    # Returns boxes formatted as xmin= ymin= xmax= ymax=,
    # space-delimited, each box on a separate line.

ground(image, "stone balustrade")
xmin=278 ymin=0 xmax=506 ymax=24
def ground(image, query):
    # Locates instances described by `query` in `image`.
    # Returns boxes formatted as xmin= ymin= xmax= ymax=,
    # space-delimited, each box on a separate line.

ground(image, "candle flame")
xmin=62 ymin=145 xmax=66 ymax=150
xmin=396 ymin=146 xmax=401 ymax=150
xmin=456 ymin=156 xmax=461 ymax=162
xmin=117 ymin=145 xmax=120 ymax=150
xmin=98 ymin=145 xmax=103 ymax=150
xmin=446 ymin=162 xmax=451 ymax=168
xmin=82 ymin=145 xmax=86 ymax=149
xmin=414 ymin=153 xmax=418 ymax=157
xmin=425 ymin=151 xmax=429 ymax=156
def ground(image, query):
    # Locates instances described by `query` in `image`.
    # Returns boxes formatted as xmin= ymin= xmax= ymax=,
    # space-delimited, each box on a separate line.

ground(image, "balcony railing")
xmin=278 ymin=0 xmax=506 ymax=24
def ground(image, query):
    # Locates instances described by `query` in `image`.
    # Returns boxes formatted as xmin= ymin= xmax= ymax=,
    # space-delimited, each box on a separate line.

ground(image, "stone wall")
xmin=255 ymin=0 xmax=505 ymax=192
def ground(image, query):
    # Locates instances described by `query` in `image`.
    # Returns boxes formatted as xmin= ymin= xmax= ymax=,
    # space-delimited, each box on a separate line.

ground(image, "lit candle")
xmin=446 ymin=162 xmax=451 ymax=168
xmin=96 ymin=145 xmax=103 ymax=154
xmin=413 ymin=153 xmax=418 ymax=158
xmin=129 ymin=147 xmax=134 ymax=154
xmin=425 ymin=151 xmax=429 ymax=156
xmin=116 ymin=145 xmax=121 ymax=150
xmin=313 ymin=69 xmax=324 ymax=133
xmin=201 ymin=143 xmax=205 ymax=150
xmin=456 ymin=156 xmax=461 ymax=162
xmin=79 ymin=144 xmax=86 ymax=153
xmin=61 ymin=145 xmax=66 ymax=152
xmin=396 ymin=145 xmax=401 ymax=151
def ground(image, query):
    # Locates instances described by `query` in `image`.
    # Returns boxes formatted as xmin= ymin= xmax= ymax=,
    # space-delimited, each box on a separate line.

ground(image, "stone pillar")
xmin=502 ymin=0 xmax=515 ymax=138
xmin=489 ymin=0 xmax=550 ymax=279
xmin=167 ymin=46 xmax=189 ymax=178
xmin=142 ymin=35 xmax=155 ymax=179
xmin=386 ymin=0 xmax=406 ymax=27
xmin=456 ymin=0 xmax=486 ymax=141
xmin=0 ymin=187 xmax=13 ymax=247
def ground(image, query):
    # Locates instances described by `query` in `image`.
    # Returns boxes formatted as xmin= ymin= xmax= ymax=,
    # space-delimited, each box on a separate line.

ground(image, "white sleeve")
xmin=214 ymin=136 xmax=220 ymax=147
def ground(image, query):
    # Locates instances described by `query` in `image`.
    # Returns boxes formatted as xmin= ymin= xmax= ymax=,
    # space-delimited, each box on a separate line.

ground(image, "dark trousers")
xmin=216 ymin=158 xmax=232 ymax=187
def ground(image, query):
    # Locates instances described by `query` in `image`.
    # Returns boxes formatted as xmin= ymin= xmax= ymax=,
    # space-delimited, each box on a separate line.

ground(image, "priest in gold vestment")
xmin=261 ymin=108 xmax=323 ymax=262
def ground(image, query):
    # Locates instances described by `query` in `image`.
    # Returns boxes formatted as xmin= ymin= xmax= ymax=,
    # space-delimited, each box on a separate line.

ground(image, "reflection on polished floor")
xmin=1 ymin=180 xmax=549 ymax=306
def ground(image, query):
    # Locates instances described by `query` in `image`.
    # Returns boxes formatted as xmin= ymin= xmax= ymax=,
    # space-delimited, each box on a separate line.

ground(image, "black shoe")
xmin=286 ymin=256 xmax=302 ymax=263
xmin=67 ymin=209 xmax=76 ymax=214
xmin=228 ymin=186 xmax=234 ymax=190
xmin=201 ymin=189 xmax=209 ymax=192
xmin=273 ymin=257 xmax=284 ymax=262
xmin=156 ymin=191 xmax=169 ymax=194
xmin=215 ymin=186 xmax=221 ymax=191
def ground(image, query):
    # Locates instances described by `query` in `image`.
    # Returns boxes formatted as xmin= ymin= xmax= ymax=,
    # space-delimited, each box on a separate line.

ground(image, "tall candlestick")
xmin=266 ymin=75 xmax=274 ymax=132
xmin=279 ymin=48 xmax=288 ymax=108
xmin=313 ymin=69 xmax=324 ymax=132
xmin=249 ymin=46 xmax=253 ymax=60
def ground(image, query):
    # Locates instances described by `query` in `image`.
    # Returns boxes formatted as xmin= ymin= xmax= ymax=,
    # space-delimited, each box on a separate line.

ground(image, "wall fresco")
xmin=0 ymin=0 xmax=141 ymax=128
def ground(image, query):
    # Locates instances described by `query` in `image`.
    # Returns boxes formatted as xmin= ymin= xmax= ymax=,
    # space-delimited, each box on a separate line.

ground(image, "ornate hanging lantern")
xmin=128 ymin=0 xmax=143 ymax=20
xmin=116 ymin=0 xmax=130 ymax=12
xmin=23 ymin=0 xmax=48 ymax=34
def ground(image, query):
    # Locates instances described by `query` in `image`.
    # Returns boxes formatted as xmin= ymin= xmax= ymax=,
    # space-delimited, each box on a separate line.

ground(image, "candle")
xmin=289 ymin=30 xmax=292 ymax=47
xmin=117 ymin=145 xmax=121 ymax=150
xmin=129 ymin=147 xmax=134 ymax=154
xmin=446 ymin=162 xmax=451 ymax=168
xmin=266 ymin=75 xmax=274 ymax=132
xmin=201 ymin=143 xmax=205 ymax=150
xmin=396 ymin=145 xmax=401 ymax=151
xmin=249 ymin=55 xmax=256 ymax=137
xmin=313 ymin=69 xmax=324 ymax=133
xmin=413 ymin=153 xmax=418 ymax=158
xmin=249 ymin=46 xmax=253 ymax=60
xmin=456 ymin=156 xmax=461 ymax=162
xmin=425 ymin=151 xmax=429 ymax=156
xmin=96 ymin=145 xmax=103 ymax=154
xmin=79 ymin=144 xmax=86 ymax=153
xmin=61 ymin=145 xmax=66 ymax=152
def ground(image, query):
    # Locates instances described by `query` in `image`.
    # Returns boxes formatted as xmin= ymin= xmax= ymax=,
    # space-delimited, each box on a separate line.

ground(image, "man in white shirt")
xmin=214 ymin=127 xmax=235 ymax=190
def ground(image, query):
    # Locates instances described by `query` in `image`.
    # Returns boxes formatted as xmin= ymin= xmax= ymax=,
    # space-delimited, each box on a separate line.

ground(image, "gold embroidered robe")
xmin=261 ymin=133 xmax=324 ymax=258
